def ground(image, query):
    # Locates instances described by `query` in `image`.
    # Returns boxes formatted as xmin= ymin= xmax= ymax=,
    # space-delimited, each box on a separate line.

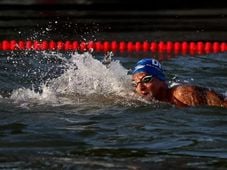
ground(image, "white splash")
xmin=48 ymin=52 xmax=132 ymax=96
xmin=10 ymin=52 xmax=138 ymax=106
xmin=10 ymin=84 xmax=57 ymax=105
xmin=168 ymin=81 xmax=181 ymax=88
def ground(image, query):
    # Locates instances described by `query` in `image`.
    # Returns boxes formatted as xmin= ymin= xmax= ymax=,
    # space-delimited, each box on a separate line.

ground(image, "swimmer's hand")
xmin=102 ymin=51 xmax=113 ymax=66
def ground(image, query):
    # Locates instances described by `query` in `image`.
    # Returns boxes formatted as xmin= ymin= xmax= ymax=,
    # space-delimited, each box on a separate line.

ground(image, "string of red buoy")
xmin=0 ymin=40 xmax=227 ymax=55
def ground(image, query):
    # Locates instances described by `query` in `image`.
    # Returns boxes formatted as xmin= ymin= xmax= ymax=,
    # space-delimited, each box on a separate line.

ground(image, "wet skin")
xmin=132 ymin=72 xmax=227 ymax=108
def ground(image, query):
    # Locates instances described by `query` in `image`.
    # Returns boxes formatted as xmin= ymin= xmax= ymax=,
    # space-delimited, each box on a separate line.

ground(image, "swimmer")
xmin=131 ymin=58 xmax=227 ymax=108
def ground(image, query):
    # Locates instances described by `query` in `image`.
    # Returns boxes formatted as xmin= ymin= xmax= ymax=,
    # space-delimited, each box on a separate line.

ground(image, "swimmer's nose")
xmin=136 ymin=83 xmax=147 ymax=94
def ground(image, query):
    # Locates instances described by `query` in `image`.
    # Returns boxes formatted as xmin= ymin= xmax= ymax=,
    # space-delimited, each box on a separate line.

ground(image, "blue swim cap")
xmin=132 ymin=58 xmax=166 ymax=81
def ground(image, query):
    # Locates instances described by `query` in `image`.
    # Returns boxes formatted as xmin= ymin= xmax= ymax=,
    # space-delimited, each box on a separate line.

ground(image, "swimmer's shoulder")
xmin=169 ymin=84 xmax=199 ymax=106
xmin=169 ymin=84 xmax=226 ymax=107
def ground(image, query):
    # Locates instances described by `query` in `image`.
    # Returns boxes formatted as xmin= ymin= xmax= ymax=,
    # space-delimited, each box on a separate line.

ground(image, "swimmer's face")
xmin=132 ymin=72 xmax=162 ymax=101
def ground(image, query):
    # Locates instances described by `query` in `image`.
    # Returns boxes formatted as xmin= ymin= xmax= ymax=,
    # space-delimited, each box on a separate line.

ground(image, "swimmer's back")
xmin=169 ymin=84 xmax=227 ymax=108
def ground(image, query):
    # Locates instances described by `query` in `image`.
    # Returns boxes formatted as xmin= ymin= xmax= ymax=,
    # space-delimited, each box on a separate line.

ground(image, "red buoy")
xmin=64 ymin=41 xmax=72 ymax=50
xmin=119 ymin=41 xmax=126 ymax=52
xmin=197 ymin=41 xmax=204 ymax=55
xmin=158 ymin=41 xmax=165 ymax=53
xmin=189 ymin=42 xmax=196 ymax=55
xmin=150 ymin=42 xmax=157 ymax=53
xmin=111 ymin=41 xmax=118 ymax=52
xmin=204 ymin=42 xmax=212 ymax=54
xmin=166 ymin=41 xmax=173 ymax=54
xmin=143 ymin=41 xmax=149 ymax=52
xmin=25 ymin=40 xmax=32 ymax=50
xmin=87 ymin=41 xmax=95 ymax=51
xmin=174 ymin=42 xmax=181 ymax=54
xmin=181 ymin=41 xmax=188 ymax=54
xmin=220 ymin=42 xmax=226 ymax=52
xmin=80 ymin=41 xmax=87 ymax=51
xmin=2 ymin=40 xmax=10 ymax=50
xmin=95 ymin=41 xmax=103 ymax=52
xmin=41 ymin=41 xmax=48 ymax=50
xmin=57 ymin=41 xmax=64 ymax=50
xmin=103 ymin=41 xmax=110 ymax=52
xmin=10 ymin=40 xmax=17 ymax=50
xmin=72 ymin=41 xmax=79 ymax=50
xmin=213 ymin=42 xmax=220 ymax=53
xmin=18 ymin=41 xmax=25 ymax=50
xmin=33 ymin=40 xmax=40 ymax=50
xmin=127 ymin=41 xmax=134 ymax=52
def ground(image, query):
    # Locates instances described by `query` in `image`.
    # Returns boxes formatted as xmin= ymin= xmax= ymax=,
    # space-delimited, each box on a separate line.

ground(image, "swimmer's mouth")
xmin=141 ymin=92 xmax=154 ymax=100
xmin=133 ymin=90 xmax=154 ymax=100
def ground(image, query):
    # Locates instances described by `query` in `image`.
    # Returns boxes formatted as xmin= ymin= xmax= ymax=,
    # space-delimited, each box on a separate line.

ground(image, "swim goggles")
xmin=132 ymin=75 xmax=153 ymax=87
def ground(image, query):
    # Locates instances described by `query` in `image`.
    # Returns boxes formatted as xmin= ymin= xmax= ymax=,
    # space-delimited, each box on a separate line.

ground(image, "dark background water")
xmin=0 ymin=1 xmax=227 ymax=170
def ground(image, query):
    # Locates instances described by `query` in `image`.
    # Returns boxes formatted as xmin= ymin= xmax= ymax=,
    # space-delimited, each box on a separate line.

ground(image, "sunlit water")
xmin=0 ymin=49 xmax=226 ymax=169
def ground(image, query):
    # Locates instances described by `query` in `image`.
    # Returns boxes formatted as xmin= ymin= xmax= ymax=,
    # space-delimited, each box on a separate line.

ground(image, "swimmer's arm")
xmin=206 ymin=90 xmax=227 ymax=108
xmin=222 ymin=99 xmax=227 ymax=108
xmin=171 ymin=85 xmax=226 ymax=107
xmin=170 ymin=85 xmax=199 ymax=107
